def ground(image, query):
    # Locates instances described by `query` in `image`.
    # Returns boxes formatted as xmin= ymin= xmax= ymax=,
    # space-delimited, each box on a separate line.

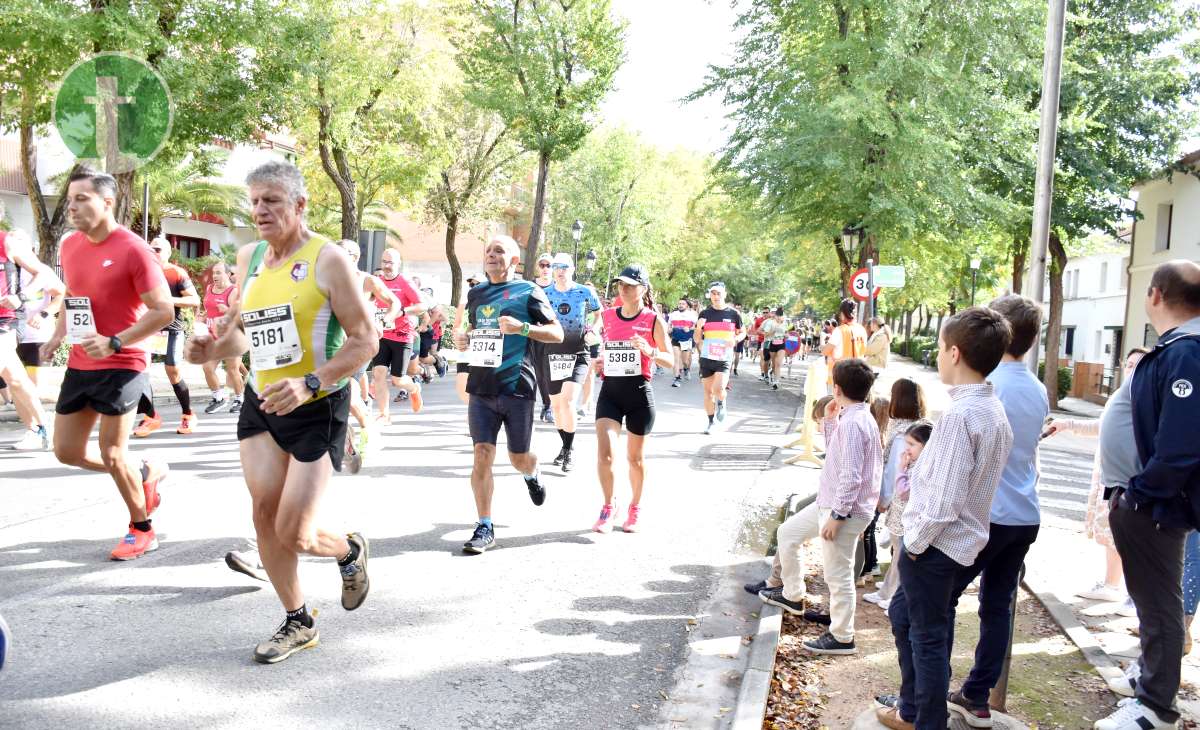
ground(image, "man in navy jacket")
xmin=1099 ymin=260 xmax=1200 ymax=730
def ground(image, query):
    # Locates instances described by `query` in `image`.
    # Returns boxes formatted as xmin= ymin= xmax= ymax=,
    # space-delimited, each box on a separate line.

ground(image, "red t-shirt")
xmin=61 ymin=227 xmax=166 ymax=372
xmin=377 ymin=273 xmax=420 ymax=344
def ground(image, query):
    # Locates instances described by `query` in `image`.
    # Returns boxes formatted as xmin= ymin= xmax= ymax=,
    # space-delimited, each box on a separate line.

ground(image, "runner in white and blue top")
xmin=542 ymin=252 xmax=601 ymax=472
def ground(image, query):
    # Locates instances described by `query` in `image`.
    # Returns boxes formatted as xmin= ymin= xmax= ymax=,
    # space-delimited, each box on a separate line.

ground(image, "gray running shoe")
xmin=716 ymin=400 xmax=727 ymax=422
xmin=340 ymin=533 xmax=369 ymax=611
xmin=227 ymin=397 xmax=243 ymax=413
xmin=203 ymin=396 xmax=227 ymax=414
xmin=252 ymin=619 xmax=319 ymax=664
xmin=225 ymin=550 xmax=267 ymax=582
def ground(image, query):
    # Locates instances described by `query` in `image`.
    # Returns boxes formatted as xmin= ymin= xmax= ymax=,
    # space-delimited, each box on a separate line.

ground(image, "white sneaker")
xmin=9 ymin=428 xmax=48 ymax=451
xmin=877 ymin=598 xmax=890 ymax=611
xmin=1108 ymin=663 xmax=1139 ymax=698
xmin=1078 ymin=582 xmax=1126 ymax=602
xmin=1093 ymin=698 xmax=1174 ymax=729
xmin=863 ymin=591 xmax=885 ymax=606
xmin=1115 ymin=598 xmax=1138 ymax=617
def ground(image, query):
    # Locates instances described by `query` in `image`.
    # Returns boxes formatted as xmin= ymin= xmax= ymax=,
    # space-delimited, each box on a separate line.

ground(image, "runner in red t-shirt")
xmin=40 ymin=169 xmax=174 ymax=561
xmin=368 ymin=248 xmax=424 ymax=424
xmin=0 ymin=225 xmax=64 ymax=450
xmin=131 ymin=238 xmax=201 ymax=437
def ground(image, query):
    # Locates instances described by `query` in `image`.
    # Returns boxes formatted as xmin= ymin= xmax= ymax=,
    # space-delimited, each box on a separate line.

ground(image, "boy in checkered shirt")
xmin=875 ymin=307 xmax=1014 ymax=730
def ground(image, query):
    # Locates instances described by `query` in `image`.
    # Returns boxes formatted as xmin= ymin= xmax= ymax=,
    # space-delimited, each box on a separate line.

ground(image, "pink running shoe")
xmin=622 ymin=504 xmax=641 ymax=533
xmin=592 ymin=504 xmax=618 ymax=534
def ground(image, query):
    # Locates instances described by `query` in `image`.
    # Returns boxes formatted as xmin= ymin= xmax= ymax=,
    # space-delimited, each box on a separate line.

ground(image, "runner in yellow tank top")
xmin=185 ymin=161 xmax=378 ymax=665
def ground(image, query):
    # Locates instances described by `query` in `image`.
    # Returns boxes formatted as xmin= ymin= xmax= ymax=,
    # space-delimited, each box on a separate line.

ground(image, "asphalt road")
xmin=0 ymin=362 xmax=802 ymax=729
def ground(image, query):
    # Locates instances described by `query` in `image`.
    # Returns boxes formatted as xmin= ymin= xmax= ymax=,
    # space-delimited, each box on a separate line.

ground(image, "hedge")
xmin=1038 ymin=362 xmax=1074 ymax=401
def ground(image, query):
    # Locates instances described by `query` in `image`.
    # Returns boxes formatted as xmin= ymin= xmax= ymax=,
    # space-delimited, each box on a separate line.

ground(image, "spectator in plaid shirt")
xmin=757 ymin=358 xmax=882 ymax=656
xmin=876 ymin=308 xmax=1013 ymax=730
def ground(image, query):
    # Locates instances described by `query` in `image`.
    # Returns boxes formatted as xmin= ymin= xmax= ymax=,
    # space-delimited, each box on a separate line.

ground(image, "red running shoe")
xmin=110 ymin=525 xmax=159 ymax=561
xmin=140 ymin=460 xmax=169 ymax=516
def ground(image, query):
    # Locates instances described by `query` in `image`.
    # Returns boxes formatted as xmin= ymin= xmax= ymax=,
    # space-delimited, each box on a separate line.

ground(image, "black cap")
xmin=614 ymin=263 xmax=650 ymax=287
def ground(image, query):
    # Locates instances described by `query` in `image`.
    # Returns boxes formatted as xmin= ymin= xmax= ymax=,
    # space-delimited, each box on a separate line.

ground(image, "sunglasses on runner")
xmin=538 ymin=262 xmax=552 ymax=268
xmin=551 ymin=263 xmax=570 ymax=270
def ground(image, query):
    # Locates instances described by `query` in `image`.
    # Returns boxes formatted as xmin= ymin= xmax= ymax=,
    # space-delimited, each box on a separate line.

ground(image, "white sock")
xmin=214 ymin=388 xmax=227 ymax=400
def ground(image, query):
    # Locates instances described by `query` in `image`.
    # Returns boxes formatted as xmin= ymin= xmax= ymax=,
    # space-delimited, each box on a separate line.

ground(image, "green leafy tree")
xmin=693 ymin=0 xmax=1039 ymax=293
xmin=1 ymin=0 xmax=312 ymax=262
xmin=425 ymin=92 xmax=526 ymax=306
xmin=998 ymin=0 xmax=1199 ymax=406
xmin=293 ymin=0 xmax=447 ymax=243
xmin=455 ymin=0 xmax=626 ymax=279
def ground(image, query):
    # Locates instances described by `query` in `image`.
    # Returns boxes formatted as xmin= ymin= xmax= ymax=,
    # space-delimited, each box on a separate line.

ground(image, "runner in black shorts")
xmin=453 ymin=237 xmax=562 ymax=553
xmin=186 ymin=161 xmax=375 ymax=664
xmin=44 ymin=169 xmax=173 ymax=560
xmin=695 ymin=282 xmax=744 ymax=434
xmin=541 ymin=252 xmax=600 ymax=472
xmin=133 ymin=238 xmax=200 ymax=437
xmin=592 ymin=264 xmax=673 ymax=534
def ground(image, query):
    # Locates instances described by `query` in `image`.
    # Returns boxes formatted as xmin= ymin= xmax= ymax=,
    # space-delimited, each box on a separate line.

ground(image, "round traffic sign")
xmin=849 ymin=268 xmax=880 ymax=302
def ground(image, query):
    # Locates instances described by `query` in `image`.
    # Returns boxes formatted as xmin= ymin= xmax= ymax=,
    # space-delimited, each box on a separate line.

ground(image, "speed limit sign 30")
xmin=849 ymin=268 xmax=880 ymax=302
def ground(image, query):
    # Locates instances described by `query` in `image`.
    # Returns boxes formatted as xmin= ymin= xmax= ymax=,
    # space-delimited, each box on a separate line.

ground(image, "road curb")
xmin=1021 ymin=577 xmax=1128 ymax=692
xmin=732 ymin=603 xmax=782 ymax=730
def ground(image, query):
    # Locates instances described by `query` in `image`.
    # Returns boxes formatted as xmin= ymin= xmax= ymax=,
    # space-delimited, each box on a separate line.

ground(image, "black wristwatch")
xmin=303 ymin=372 xmax=321 ymax=397
xmin=108 ymin=335 xmax=122 ymax=353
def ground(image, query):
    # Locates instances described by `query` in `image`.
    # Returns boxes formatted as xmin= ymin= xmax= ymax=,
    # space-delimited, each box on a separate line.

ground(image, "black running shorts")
xmin=370 ymin=339 xmax=412 ymax=378
xmin=418 ymin=329 xmax=434 ymax=359
xmin=547 ymin=352 xmax=589 ymax=396
xmin=55 ymin=368 xmax=147 ymax=416
xmin=238 ymin=385 xmax=350 ymax=471
xmin=468 ymin=393 xmax=534 ymax=453
xmin=699 ymin=357 xmax=730 ymax=379
xmin=17 ymin=342 xmax=44 ymax=368
xmin=595 ymin=377 xmax=656 ymax=436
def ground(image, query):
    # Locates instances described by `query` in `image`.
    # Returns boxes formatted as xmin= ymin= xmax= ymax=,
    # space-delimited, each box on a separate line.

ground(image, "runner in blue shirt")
xmin=542 ymin=252 xmax=601 ymax=472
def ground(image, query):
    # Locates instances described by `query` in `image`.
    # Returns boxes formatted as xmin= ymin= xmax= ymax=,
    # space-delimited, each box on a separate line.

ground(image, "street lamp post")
xmin=571 ymin=219 xmax=583 ymax=265
xmin=970 ymin=257 xmax=982 ymax=307
xmin=842 ymin=224 xmax=863 ymax=302
xmin=585 ymin=249 xmax=597 ymax=283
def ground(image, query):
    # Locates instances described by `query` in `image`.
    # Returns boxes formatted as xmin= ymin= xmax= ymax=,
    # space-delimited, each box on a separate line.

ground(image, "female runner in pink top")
xmin=591 ymin=264 xmax=674 ymax=534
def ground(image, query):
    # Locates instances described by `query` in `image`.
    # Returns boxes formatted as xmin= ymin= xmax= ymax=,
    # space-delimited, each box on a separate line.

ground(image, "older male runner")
xmin=186 ymin=161 xmax=376 ymax=664
xmin=454 ymin=236 xmax=563 ymax=553
xmin=370 ymin=248 xmax=425 ymax=423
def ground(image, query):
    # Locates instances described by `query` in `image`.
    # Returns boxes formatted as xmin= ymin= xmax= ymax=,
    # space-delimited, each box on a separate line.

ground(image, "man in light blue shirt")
xmin=942 ymin=295 xmax=1050 ymax=727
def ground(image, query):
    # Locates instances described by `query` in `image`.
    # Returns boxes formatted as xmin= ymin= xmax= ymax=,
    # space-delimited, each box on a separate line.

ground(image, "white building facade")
xmin=1042 ymin=241 xmax=1130 ymax=376
xmin=1124 ymin=149 xmax=1200 ymax=350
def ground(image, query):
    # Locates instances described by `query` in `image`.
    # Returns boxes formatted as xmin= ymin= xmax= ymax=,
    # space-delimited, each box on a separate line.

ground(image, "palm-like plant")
xmin=132 ymin=150 xmax=251 ymax=238
xmin=306 ymin=199 xmax=404 ymax=246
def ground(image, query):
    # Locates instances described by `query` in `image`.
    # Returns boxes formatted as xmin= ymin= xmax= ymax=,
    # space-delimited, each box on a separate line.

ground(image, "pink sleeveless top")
xmin=600 ymin=306 xmax=660 ymax=380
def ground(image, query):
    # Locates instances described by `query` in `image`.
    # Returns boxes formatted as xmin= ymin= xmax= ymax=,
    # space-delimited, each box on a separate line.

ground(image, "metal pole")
xmin=142 ymin=181 xmax=150 ymax=241
xmin=866 ymin=258 xmax=876 ymax=321
xmin=1025 ymin=0 xmax=1068 ymax=375
xmin=989 ymin=562 xmax=1026 ymax=712
xmin=971 ymin=269 xmax=978 ymax=307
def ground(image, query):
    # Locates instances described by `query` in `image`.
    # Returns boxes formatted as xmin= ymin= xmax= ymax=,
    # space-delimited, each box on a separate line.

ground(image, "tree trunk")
xmin=1011 ymin=234 xmax=1028 ymax=294
xmin=20 ymin=121 xmax=76 ymax=264
xmin=445 ymin=213 xmax=462 ymax=307
xmin=833 ymin=236 xmax=851 ymax=297
xmin=1042 ymin=231 xmax=1068 ymax=409
xmin=317 ymin=88 xmax=359 ymax=243
xmin=114 ymin=171 xmax=134 ymax=228
xmin=523 ymin=150 xmax=551 ymax=280
xmin=904 ymin=309 xmax=912 ymax=342
xmin=936 ymin=310 xmax=945 ymax=336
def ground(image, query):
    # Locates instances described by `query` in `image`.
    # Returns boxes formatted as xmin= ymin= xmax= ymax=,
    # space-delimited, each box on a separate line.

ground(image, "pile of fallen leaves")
xmin=763 ymin=611 xmax=831 ymax=730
